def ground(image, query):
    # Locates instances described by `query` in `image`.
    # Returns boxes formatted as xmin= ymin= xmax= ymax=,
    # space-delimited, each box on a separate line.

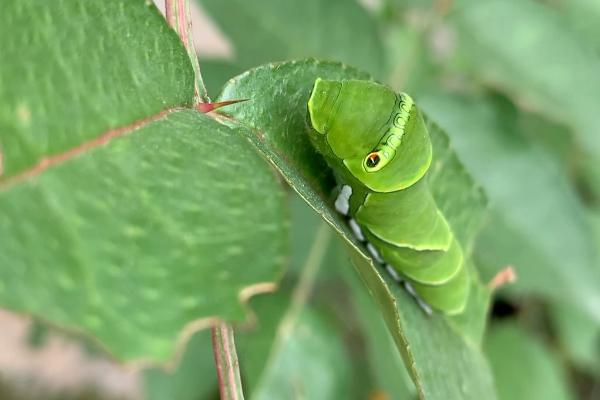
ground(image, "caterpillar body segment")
xmin=307 ymin=78 xmax=469 ymax=315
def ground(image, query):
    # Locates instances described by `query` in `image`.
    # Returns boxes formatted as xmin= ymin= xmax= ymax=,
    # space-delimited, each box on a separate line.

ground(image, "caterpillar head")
xmin=308 ymin=78 xmax=432 ymax=193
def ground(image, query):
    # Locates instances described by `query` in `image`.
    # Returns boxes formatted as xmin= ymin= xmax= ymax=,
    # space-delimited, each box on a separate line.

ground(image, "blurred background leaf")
xmin=550 ymin=304 xmax=600 ymax=376
xmin=449 ymin=0 xmax=600 ymax=162
xmin=143 ymin=330 xmax=218 ymax=400
xmin=237 ymin=292 xmax=353 ymax=400
xmin=485 ymin=322 xmax=574 ymax=400
xmin=197 ymin=0 xmax=386 ymax=94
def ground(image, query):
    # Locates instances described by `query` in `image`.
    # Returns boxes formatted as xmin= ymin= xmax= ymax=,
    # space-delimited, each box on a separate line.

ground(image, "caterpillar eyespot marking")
xmin=308 ymin=78 xmax=470 ymax=315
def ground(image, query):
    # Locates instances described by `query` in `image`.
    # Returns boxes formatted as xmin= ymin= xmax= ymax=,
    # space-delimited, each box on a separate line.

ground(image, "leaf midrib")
xmin=0 ymin=106 xmax=184 ymax=192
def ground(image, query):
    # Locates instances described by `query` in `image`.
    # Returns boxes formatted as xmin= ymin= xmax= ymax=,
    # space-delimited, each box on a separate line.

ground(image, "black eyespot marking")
xmin=366 ymin=153 xmax=380 ymax=168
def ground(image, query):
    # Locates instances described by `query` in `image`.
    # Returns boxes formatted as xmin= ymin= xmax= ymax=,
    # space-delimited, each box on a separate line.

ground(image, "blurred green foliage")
xmin=1 ymin=0 xmax=599 ymax=399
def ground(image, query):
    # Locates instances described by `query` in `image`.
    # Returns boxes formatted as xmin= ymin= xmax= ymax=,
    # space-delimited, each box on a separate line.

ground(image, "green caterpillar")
xmin=307 ymin=78 xmax=469 ymax=315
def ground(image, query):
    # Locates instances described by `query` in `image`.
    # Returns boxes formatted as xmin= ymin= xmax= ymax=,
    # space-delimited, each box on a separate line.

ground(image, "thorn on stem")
xmin=196 ymin=99 xmax=249 ymax=113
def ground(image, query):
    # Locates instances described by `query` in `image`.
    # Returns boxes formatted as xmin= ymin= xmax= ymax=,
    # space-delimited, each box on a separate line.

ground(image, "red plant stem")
xmin=212 ymin=322 xmax=245 ymax=400
xmin=164 ymin=4 xmax=243 ymax=399
xmin=164 ymin=0 xmax=210 ymax=103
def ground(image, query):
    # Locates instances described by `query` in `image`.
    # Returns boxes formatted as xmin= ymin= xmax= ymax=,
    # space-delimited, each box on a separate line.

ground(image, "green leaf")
xmin=141 ymin=195 xmax=329 ymax=400
xmin=485 ymin=322 xmax=574 ymax=400
xmin=286 ymin=195 xmax=412 ymax=398
xmin=0 ymin=1 xmax=288 ymax=362
xmin=556 ymin=0 xmax=600 ymax=46
xmin=0 ymin=111 xmax=287 ymax=362
xmin=350 ymin=251 xmax=494 ymax=400
xmin=216 ymin=59 xmax=495 ymax=400
xmin=450 ymin=0 xmax=600 ymax=160
xmin=419 ymin=91 xmax=600 ymax=323
xmin=0 ymin=0 xmax=194 ymax=177
xmin=341 ymin=244 xmax=416 ymax=400
xmin=198 ymin=0 xmax=386 ymax=79
xmin=219 ymin=60 xmax=370 ymax=198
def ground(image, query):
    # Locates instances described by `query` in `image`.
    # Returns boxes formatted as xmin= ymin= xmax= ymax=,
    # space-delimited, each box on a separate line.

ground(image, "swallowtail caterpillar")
xmin=307 ymin=79 xmax=469 ymax=315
